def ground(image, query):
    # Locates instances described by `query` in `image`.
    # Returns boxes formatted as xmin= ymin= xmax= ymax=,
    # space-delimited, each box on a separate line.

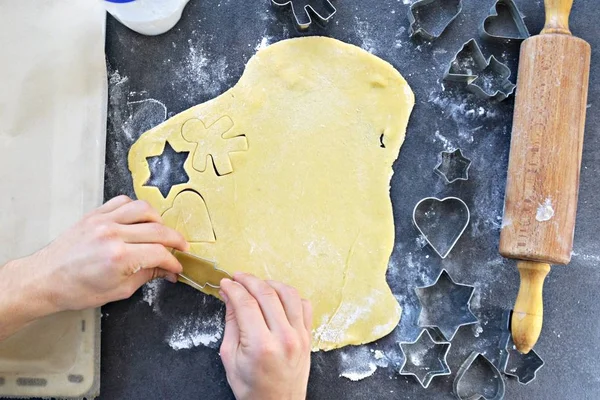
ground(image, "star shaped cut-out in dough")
xmin=144 ymin=141 xmax=190 ymax=198
xmin=416 ymin=270 xmax=478 ymax=341
xmin=434 ymin=148 xmax=472 ymax=184
xmin=399 ymin=329 xmax=451 ymax=389
xmin=182 ymin=116 xmax=248 ymax=176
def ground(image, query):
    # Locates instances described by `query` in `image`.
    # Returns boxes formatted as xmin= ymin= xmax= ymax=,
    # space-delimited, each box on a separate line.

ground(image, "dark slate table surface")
xmin=101 ymin=0 xmax=600 ymax=399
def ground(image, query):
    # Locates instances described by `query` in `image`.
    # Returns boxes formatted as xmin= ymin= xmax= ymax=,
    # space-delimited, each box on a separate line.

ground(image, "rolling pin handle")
xmin=511 ymin=261 xmax=551 ymax=354
xmin=541 ymin=0 xmax=573 ymax=35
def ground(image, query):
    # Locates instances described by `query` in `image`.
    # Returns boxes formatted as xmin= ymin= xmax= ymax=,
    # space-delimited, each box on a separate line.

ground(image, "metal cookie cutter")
xmin=444 ymin=39 xmax=515 ymax=101
xmin=435 ymin=148 xmax=472 ymax=184
xmin=454 ymin=352 xmax=506 ymax=400
xmin=415 ymin=269 xmax=478 ymax=341
xmin=503 ymin=337 xmax=544 ymax=385
xmin=399 ymin=329 xmax=451 ymax=389
xmin=408 ymin=0 xmax=462 ymax=41
xmin=413 ymin=197 xmax=470 ymax=259
xmin=172 ymin=250 xmax=232 ymax=290
xmin=444 ymin=39 xmax=488 ymax=84
xmin=271 ymin=0 xmax=336 ymax=30
xmin=493 ymin=309 xmax=513 ymax=371
xmin=468 ymin=56 xmax=516 ymax=101
xmin=481 ymin=0 xmax=530 ymax=42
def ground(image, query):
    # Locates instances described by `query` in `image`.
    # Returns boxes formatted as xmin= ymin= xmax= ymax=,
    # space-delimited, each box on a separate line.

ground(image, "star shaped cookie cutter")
xmin=271 ymin=0 xmax=336 ymax=30
xmin=415 ymin=269 xmax=478 ymax=341
xmin=434 ymin=148 xmax=472 ymax=184
xmin=399 ymin=329 xmax=451 ymax=388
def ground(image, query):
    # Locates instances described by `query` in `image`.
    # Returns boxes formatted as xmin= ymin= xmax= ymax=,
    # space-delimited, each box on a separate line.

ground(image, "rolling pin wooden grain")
xmin=499 ymin=0 xmax=591 ymax=354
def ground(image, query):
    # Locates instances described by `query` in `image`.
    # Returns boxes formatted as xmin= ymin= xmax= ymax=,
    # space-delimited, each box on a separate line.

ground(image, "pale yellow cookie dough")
xmin=128 ymin=37 xmax=414 ymax=350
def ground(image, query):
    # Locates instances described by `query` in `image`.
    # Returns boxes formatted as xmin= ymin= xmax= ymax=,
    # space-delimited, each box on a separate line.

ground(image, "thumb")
xmin=129 ymin=268 xmax=178 ymax=292
xmin=219 ymin=285 xmax=240 ymax=364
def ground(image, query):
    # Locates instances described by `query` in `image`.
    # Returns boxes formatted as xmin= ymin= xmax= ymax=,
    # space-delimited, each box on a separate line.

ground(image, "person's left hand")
xmin=0 ymin=195 xmax=189 ymax=342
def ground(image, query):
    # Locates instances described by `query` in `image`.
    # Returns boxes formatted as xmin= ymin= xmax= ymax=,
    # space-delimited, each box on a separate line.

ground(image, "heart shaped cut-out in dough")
xmin=413 ymin=197 xmax=470 ymax=258
xmin=162 ymin=190 xmax=216 ymax=243
xmin=128 ymin=37 xmax=414 ymax=350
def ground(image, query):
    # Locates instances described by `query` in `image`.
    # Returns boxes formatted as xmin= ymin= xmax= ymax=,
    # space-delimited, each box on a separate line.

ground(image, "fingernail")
xmin=219 ymin=290 xmax=229 ymax=303
xmin=166 ymin=274 xmax=178 ymax=284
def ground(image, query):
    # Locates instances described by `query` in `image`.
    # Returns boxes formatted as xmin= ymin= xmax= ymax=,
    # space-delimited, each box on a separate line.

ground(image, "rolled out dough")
xmin=128 ymin=37 xmax=414 ymax=350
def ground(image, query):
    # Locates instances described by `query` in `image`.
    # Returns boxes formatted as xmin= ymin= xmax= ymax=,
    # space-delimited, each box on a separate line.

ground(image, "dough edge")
xmin=128 ymin=37 xmax=415 ymax=351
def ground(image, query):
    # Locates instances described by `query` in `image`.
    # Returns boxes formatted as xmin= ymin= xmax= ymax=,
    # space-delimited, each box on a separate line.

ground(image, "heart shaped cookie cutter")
xmin=413 ymin=197 xmax=470 ymax=259
xmin=454 ymin=352 xmax=506 ymax=400
xmin=481 ymin=0 xmax=530 ymax=42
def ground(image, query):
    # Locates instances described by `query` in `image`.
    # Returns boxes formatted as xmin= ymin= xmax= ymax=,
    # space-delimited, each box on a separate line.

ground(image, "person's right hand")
xmin=219 ymin=273 xmax=313 ymax=400
xmin=14 ymin=195 xmax=188 ymax=313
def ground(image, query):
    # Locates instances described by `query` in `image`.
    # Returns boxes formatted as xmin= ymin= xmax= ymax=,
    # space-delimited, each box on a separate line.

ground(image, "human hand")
xmin=9 ymin=195 xmax=188 ymax=314
xmin=219 ymin=273 xmax=312 ymax=400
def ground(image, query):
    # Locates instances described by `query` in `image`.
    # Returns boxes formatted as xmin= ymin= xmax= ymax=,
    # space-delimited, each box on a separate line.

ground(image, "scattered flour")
xmin=109 ymin=68 xmax=129 ymax=87
xmin=314 ymin=294 xmax=378 ymax=345
xmin=407 ymin=346 xmax=428 ymax=367
xmin=572 ymin=252 xmax=600 ymax=263
xmin=123 ymin=99 xmax=168 ymax=141
xmin=374 ymin=350 xmax=385 ymax=360
xmin=174 ymin=39 xmax=230 ymax=102
xmin=105 ymin=66 xmax=168 ymax=200
xmin=140 ymin=279 xmax=226 ymax=352
xmin=255 ymin=36 xmax=272 ymax=52
xmin=338 ymin=346 xmax=378 ymax=381
xmin=470 ymin=286 xmax=482 ymax=312
xmin=394 ymin=27 xmax=407 ymax=49
xmin=433 ymin=130 xmax=454 ymax=150
xmin=142 ymin=279 xmax=165 ymax=308
xmin=167 ymin=314 xmax=224 ymax=350
xmin=354 ymin=17 xmax=378 ymax=54
xmin=536 ymin=198 xmax=555 ymax=222
xmin=428 ymin=91 xmax=497 ymax=129
xmin=340 ymin=363 xmax=377 ymax=382
xmin=416 ymin=234 xmax=428 ymax=248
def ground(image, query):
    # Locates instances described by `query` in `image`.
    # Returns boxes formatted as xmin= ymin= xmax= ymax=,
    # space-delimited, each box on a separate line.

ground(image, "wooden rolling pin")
xmin=499 ymin=0 xmax=591 ymax=354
